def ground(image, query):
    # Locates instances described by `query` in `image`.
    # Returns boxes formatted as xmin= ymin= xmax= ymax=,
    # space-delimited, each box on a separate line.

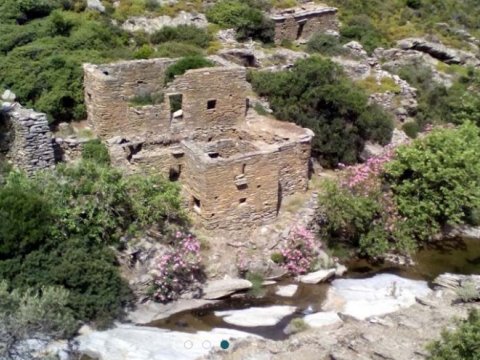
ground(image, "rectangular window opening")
xmin=169 ymin=94 xmax=183 ymax=120
xmin=208 ymin=152 xmax=219 ymax=158
xmin=193 ymin=196 xmax=201 ymax=213
xmin=296 ymin=21 xmax=306 ymax=40
xmin=239 ymin=198 xmax=247 ymax=204
xmin=207 ymin=99 xmax=217 ymax=110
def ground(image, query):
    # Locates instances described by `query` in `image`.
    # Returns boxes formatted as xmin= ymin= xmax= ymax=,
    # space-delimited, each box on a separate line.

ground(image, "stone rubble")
xmin=121 ymin=11 xmax=208 ymax=33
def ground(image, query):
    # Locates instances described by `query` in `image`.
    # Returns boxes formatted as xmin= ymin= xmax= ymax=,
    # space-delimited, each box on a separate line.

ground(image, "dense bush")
xmin=0 ymin=160 xmax=185 ymax=325
xmin=427 ymin=309 xmax=480 ymax=360
xmin=164 ymin=55 xmax=214 ymax=83
xmin=402 ymin=121 xmax=420 ymax=138
xmin=249 ymin=57 xmax=393 ymax=167
xmin=385 ymin=122 xmax=480 ymax=242
xmin=82 ymin=139 xmax=111 ymax=165
xmin=150 ymin=25 xmax=211 ymax=48
xmin=206 ymin=0 xmax=274 ymax=43
xmin=307 ymin=33 xmax=345 ymax=56
xmin=340 ymin=15 xmax=390 ymax=54
xmin=0 ymin=281 xmax=77 ymax=357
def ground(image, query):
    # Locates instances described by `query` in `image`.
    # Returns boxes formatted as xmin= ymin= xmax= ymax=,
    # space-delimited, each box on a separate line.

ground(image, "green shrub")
xmin=270 ymin=252 xmax=284 ymax=264
xmin=82 ymin=139 xmax=110 ymax=165
xmin=340 ymin=15 xmax=390 ymax=54
xmin=206 ymin=0 xmax=274 ymax=43
xmin=456 ymin=281 xmax=480 ymax=303
xmin=249 ymin=56 xmax=393 ymax=167
xmin=427 ymin=309 xmax=480 ymax=360
xmin=134 ymin=44 xmax=154 ymax=59
xmin=307 ymin=33 xmax=344 ymax=56
xmin=150 ymin=25 xmax=211 ymax=48
xmin=246 ymin=271 xmax=265 ymax=297
xmin=164 ymin=55 xmax=214 ymax=84
xmin=0 ymin=161 xmax=185 ymax=325
xmin=0 ymin=281 xmax=77 ymax=357
xmin=402 ymin=121 xmax=420 ymax=138
xmin=155 ymin=41 xmax=204 ymax=58
xmin=384 ymin=122 xmax=480 ymax=242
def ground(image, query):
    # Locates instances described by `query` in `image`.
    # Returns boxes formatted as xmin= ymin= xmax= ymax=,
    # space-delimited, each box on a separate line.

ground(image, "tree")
xmin=249 ymin=56 xmax=393 ymax=167
xmin=385 ymin=122 xmax=480 ymax=242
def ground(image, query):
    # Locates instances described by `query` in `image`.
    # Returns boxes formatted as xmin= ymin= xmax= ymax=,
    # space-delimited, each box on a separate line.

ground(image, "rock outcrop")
xmin=121 ymin=11 xmax=208 ymax=33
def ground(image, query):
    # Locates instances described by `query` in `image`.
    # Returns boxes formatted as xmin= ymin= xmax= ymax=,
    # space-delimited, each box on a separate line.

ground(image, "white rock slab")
xmin=275 ymin=284 xmax=298 ymax=297
xmin=215 ymin=306 xmax=296 ymax=327
xmin=77 ymin=324 xmax=260 ymax=360
xmin=304 ymin=312 xmax=342 ymax=328
xmin=322 ymin=273 xmax=432 ymax=320
xmin=300 ymin=269 xmax=336 ymax=284
xmin=202 ymin=278 xmax=252 ymax=300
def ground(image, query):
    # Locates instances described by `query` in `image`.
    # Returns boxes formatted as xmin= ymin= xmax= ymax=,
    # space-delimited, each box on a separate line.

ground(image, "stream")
xmin=149 ymin=237 xmax=480 ymax=340
xmin=78 ymin=237 xmax=480 ymax=360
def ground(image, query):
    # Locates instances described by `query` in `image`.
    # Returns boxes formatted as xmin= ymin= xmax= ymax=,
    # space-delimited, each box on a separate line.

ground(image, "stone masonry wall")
xmin=278 ymin=140 xmax=311 ymax=196
xmin=3 ymin=104 xmax=55 ymax=173
xmin=272 ymin=8 xmax=338 ymax=44
xmin=182 ymin=143 xmax=279 ymax=231
xmin=84 ymin=58 xmax=176 ymax=139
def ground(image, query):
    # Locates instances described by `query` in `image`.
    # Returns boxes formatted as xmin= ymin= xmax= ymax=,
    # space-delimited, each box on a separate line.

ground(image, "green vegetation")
xmin=333 ymin=0 xmax=480 ymax=53
xmin=82 ymin=139 xmax=111 ymax=165
xmin=307 ymin=33 xmax=346 ymax=56
xmin=164 ymin=55 xmax=214 ymax=83
xmin=150 ymin=25 xmax=211 ymax=48
xmin=206 ymin=0 xmax=275 ymax=43
xmin=249 ymin=57 xmax=393 ymax=167
xmin=0 ymin=158 xmax=185 ymax=326
xmin=427 ymin=309 xmax=480 ymax=360
xmin=402 ymin=121 xmax=420 ymax=138
xmin=455 ymin=281 xmax=480 ymax=303
xmin=320 ymin=122 xmax=480 ymax=257
xmin=246 ymin=271 xmax=266 ymax=297
xmin=356 ymin=76 xmax=401 ymax=94
xmin=0 ymin=1 xmax=213 ymax=124
xmin=0 ymin=281 xmax=77 ymax=356
xmin=385 ymin=122 xmax=480 ymax=243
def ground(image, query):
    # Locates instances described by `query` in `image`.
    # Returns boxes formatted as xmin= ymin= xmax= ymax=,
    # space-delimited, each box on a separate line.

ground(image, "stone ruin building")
xmin=269 ymin=2 xmax=339 ymax=44
xmin=83 ymin=58 xmax=314 ymax=231
xmin=0 ymin=98 xmax=55 ymax=174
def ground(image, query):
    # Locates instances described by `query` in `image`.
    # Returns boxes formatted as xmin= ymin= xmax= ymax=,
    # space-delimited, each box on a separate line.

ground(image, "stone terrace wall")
xmin=84 ymin=58 xmax=176 ymax=139
xmin=271 ymin=6 xmax=338 ymax=43
xmin=3 ymin=104 xmax=55 ymax=173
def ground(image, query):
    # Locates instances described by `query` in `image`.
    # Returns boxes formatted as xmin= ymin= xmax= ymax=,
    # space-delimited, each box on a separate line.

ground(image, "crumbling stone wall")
xmin=270 ymin=5 xmax=338 ymax=44
xmin=1 ymin=104 xmax=55 ymax=173
xmin=84 ymin=60 xmax=248 ymax=140
xmin=85 ymin=58 xmax=313 ymax=232
xmin=182 ymin=140 xmax=279 ymax=231
xmin=84 ymin=58 xmax=176 ymax=139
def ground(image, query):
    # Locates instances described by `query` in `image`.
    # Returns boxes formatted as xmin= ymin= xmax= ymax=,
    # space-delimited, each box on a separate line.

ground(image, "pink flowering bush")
xmin=151 ymin=232 xmax=203 ymax=302
xmin=278 ymin=227 xmax=320 ymax=275
xmin=321 ymin=148 xmax=416 ymax=258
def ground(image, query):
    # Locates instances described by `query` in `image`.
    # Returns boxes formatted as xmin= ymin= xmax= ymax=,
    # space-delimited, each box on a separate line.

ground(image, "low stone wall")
xmin=2 ymin=104 xmax=55 ymax=173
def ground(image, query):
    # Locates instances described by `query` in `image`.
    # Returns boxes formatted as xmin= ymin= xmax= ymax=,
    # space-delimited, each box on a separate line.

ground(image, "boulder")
xmin=433 ymin=273 xmax=480 ymax=291
xmin=303 ymin=312 xmax=342 ymax=328
xmin=322 ymin=273 xmax=432 ymax=320
xmin=342 ymin=41 xmax=367 ymax=58
xmin=360 ymin=142 xmax=384 ymax=161
xmin=202 ymin=278 xmax=252 ymax=300
xmin=77 ymin=324 xmax=259 ymax=360
xmin=397 ymin=38 xmax=480 ymax=66
xmin=1 ymin=89 xmax=16 ymax=102
xmin=127 ymin=299 xmax=218 ymax=324
xmin=215 ymin=306 xmax=296 ymax=327
xmin=87 ymin=0 xmax=105 ymax=12
xmin=300 ymin=268 xmax=336 ymax=284
xmin=275 ymin=284 xmax=298 ymax=297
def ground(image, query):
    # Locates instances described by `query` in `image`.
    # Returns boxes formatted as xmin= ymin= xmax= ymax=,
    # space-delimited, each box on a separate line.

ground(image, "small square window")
xmin=207 ymin=99 xmax=217 ymax=110
xmin=239 ymin=198 xmax=247 ymax=204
